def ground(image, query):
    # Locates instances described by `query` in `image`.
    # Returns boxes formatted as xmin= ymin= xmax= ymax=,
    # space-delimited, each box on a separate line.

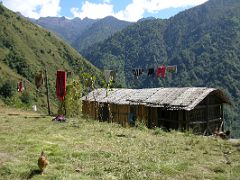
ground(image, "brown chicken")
xmin=38 ymin=151 xmax=49 ymax=173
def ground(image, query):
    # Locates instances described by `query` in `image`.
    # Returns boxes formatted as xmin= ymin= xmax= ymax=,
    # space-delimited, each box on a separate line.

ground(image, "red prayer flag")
xmin=18 ymin=81 xmax=24 ymax=93
xmin=56 ymin=70 xmax=66 ymax=101
xmin=157 ymin=65 xmax=166 ymax=78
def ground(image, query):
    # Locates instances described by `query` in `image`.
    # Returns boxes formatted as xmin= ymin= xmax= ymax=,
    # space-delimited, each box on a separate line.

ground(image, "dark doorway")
xmin=98 ymin=103 xmax=109 ymax=121
xmin=157 ymin=108 xmax=178 ymax=130
xmin=128 ymin=106 xmax=137 ymax=126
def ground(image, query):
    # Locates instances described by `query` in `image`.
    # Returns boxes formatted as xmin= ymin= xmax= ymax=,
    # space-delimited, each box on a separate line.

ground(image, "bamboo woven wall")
xmin=137 ymin=105 xmax=148 ymax=126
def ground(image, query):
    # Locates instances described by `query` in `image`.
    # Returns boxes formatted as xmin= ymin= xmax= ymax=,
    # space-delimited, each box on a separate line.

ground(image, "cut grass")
xmin=0 ymin=110 xmax=240 ymax=179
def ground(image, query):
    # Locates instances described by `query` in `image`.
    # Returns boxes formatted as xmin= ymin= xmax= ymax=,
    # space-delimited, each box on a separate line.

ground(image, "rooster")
xmin=38 ymin=151 xmax=49 ymax=174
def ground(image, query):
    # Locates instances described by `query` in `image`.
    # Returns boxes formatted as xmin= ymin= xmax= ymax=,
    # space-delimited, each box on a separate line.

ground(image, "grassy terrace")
xmin=0 ymin=108 xmax=240 ymax=179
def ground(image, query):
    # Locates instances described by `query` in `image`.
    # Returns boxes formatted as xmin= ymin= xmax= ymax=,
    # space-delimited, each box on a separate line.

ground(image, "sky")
xmin=1 ymin=0 xmax=208 ymax=21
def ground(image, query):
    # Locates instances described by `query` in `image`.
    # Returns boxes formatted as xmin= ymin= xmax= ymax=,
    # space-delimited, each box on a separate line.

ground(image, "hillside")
xmin=73 ymin=16 xmax=133 ymax=52
xmin=31 ymin=16 xmax=97 ymax=45
xmin=32 ymin=16 xmax=132 ymax=52
xmin=0 ymin=108 xmax=239 ymax=179
xmin=0 ymin=4 xmax=103 ymax=112
xmin=82 ymin=0 xmax=240 ymax=137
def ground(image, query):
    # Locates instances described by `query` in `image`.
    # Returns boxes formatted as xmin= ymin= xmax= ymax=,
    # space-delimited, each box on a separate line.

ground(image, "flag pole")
xmin=45 ymin=68 xmax=51 ymax=115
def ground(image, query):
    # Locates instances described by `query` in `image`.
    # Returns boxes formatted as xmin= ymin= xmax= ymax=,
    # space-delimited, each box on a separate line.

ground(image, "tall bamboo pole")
xmin=45 ymin=68 xmax=51 ymax=115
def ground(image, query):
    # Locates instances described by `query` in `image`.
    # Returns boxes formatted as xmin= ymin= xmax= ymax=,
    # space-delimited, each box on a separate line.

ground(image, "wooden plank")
xmin=220 ymin=104 xmax=224 ymax=131
xmin=178 ymin=111 xmax=183 ymax=131
xmin=189 ymin=118 xmax=221 ymax=125
xmin=185 ymin=111 xmax=189 ymax=130
xmin=195 ymin=104 xmax=222 ymax=109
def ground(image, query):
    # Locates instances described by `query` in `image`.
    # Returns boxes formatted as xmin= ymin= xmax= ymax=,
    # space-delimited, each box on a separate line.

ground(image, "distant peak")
xmin=137 ymin=17 xmax=156 ymax=22
xmin=103 ymin=16 xmax=117 ymax=20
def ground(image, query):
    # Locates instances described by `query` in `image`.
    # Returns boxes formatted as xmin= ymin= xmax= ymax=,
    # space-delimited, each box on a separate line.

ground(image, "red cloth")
xmin=56 ymin=71 xmax=66 ymax=101
xmin=157 ymin=65 xmax=166 ymax=78
xmin=18 ymin=81 xmax=24 ymax=93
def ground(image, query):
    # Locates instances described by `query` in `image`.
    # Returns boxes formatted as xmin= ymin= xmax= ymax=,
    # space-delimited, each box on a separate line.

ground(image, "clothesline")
xmin=132 ymin=65 xmax=177 ymax=78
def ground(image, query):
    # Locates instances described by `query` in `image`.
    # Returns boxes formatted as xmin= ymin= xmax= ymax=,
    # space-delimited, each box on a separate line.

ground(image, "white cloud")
xmin=71 ymin=0 xmax=208 ymax=22
xmin=2 ymin=0 xmax=61 ymax=19
xmin=71 ymin=1 xmax=114 ymax=19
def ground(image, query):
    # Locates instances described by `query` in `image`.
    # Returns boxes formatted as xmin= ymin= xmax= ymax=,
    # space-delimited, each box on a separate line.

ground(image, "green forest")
xmin=82 ymin=0 xmax=240 ymax=137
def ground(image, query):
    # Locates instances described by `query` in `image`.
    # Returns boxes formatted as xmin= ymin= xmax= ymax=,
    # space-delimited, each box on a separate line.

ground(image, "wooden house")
xmin=82 ymin=87 xmax=231 ymax=135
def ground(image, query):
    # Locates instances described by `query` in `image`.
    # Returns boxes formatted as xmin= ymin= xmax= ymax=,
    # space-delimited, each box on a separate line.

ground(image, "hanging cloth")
xmin=35 ymin=71 xmax=44 ymax=89
xmin=18 ymin=81 xmax=24 ymax=93
xmin=147 ymin=68 xmax=155 ymax=76
xmin=157 ymin=65 xmax=166 ymax=78
xmin=166 ymin=65 xmax=177 ymax=73
xmin=56 ymin=70 xmax=67 ymax=101
xmin=104 ymin=70 xmax=116 ymax=83
xmin=132 ymin=68 xmax=144 ymax=79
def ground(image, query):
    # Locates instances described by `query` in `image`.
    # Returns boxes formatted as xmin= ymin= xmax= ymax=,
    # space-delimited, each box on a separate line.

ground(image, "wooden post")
xmin=45 ymin=69 xmax=51 ymax=115
xmin=220 ymin=104 xmax=224 ymax=131
xmin=204 ymin=97 xmax=210 ymax=135
xmin=178 ymin=111 xmax=183 ymax=131
xmin=185 ymin=111 xmax=189 ymax=131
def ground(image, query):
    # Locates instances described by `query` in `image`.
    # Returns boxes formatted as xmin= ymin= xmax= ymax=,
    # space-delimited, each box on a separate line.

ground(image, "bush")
xmin=20 ymin=91 xmax=33 ymax=104
xmin=58 ymin=80 xmax=82 ymax=117
xmin=0 ymin=81 xmax=16 ymax=98
xmin=135 ymin=121 xmax=148 ymax=131
xmin=153 ymin=127 xmax=164 ymax=135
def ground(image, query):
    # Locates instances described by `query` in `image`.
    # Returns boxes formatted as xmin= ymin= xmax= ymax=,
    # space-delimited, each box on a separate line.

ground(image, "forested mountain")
xmin=0 ymin=4 xmax=102 ymax=111
xmin=73 ymin=16 xmax=133 ymax=52
xmin=82 ymin=0 xmax=240 ymax=137
xmin=32 ymin=16 xmax=97 ymax=45
xmin=32 ymin=16 xmax=132 ymax=52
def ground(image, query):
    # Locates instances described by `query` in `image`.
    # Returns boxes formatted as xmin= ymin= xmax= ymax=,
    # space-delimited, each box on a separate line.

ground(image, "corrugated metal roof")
xmin=82 ymin=87 xmax=231 ymax=111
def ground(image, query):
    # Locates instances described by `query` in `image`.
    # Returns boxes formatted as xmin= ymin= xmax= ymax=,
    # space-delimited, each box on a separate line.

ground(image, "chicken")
xmin=38 ymin=151 xmax=49 ymax=174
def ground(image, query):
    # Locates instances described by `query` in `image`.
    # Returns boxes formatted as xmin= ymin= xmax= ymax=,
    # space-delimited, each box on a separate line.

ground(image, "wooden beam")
xmin=220 ymin=104 xmax=224 ymax=131
xmin=44 ymin=69 xmax=51 ymax=115
xmin=204 ymin=96 xmax=212 ymax=135
xmin=189 ymin=118 xmax=222 ymax=125
xmin=185 ymin=111 xmax=189 ymax=131
xmin=195 ymin=104 xmax=222 ymax=109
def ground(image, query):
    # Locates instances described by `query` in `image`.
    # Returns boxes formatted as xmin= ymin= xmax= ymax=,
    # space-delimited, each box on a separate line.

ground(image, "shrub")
xmin=58 ymin=80 xmax=82 ymax=117
xmin=20 ymin=91 xmax=33 ymax=104
xmin=0 ymin=81 xmax=16 ymax=98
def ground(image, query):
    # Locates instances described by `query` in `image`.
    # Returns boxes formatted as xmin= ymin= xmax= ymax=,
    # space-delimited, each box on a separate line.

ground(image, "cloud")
xmin=2 ymin=0 xmax=61 ymax=19
xmin=71 ymin=1 xmax=114 ymax=19
xmin=71 ymin=0 xmax=208 ymax=21
xmin=116 ymin=0 xmax=209 ymax=21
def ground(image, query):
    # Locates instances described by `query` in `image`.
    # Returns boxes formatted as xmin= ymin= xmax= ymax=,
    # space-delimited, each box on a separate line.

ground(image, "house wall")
xmin=82 ymin=100 xmax=98 ymax=119
xmin=82 ymin=92 xmax=225 ymax=135
xmin=187 ymin=94 xmax=223 ymax=134
xmin=117 ymin=104 xmax=129 ymax=127
xmin=137 ymin=105 xmax=148 ymax=125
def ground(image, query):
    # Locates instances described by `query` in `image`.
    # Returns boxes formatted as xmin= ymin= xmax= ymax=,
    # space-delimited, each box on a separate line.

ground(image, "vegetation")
xmin=0 ymin=4 xmax=103 ymax=113
xmin=32 ymin=16 xmax=132 ymax=52
xmin=61 ymin=80 xmax=83 ymax=117
xmin=82 ymin=0 xmax=240 ymax=137
xmin=0 ymin=108 xmax=239 ymax=179
xmin=31 ymin=16 xmax=97 ymax=45
xmin=73 ymin=16 xmax=133 ymax=52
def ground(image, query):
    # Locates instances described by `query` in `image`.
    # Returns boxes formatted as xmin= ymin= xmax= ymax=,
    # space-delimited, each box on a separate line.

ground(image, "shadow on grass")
xmin=27 ymin=169 xmax=42 ymax=179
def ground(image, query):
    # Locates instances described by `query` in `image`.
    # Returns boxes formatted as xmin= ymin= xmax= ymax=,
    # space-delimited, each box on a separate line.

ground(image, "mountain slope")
xmin=73 ymin=16 xmax=133 ymax=52
xmin=82 ymin=0 xmax=240 ymax=137
xmin=32 ymin=16 xmax=132 ymax=52
xmin=32 ymin=16 xmax=97 ymax=45
xmin=0 ymin=4 xmax=103 ymax=111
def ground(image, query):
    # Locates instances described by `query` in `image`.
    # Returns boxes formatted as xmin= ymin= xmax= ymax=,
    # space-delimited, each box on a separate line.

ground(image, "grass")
xmin=0 ymin=109 xmax=240 ymax=179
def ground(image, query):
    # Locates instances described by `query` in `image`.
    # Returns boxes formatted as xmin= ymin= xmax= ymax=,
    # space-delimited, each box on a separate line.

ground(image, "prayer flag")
xmin=56 ymin=70 xmax=66 ymax=101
